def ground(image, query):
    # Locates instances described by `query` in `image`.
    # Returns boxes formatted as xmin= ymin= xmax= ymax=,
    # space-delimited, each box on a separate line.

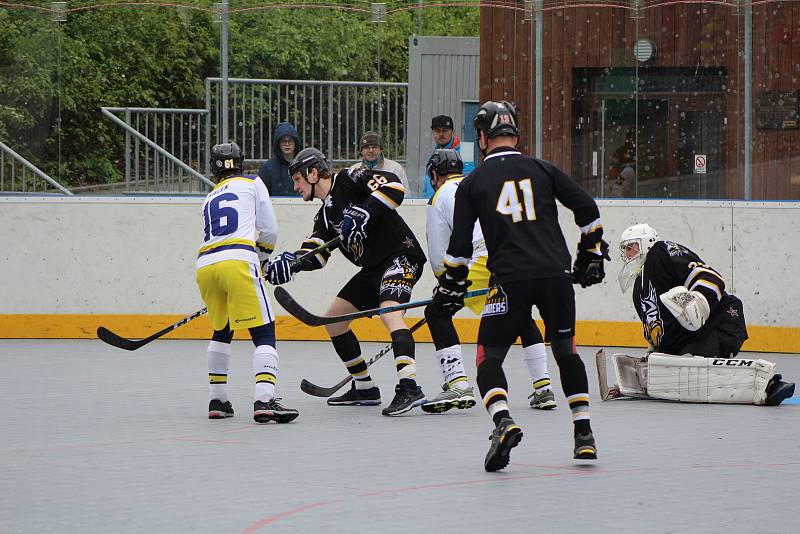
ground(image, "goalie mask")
xmin=618 ymin=223 xmax=658 ymax=293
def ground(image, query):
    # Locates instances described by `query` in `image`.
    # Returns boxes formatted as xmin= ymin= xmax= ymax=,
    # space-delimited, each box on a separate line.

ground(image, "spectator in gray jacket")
xmin=258 ymin=122 xmax=302 ymax=196
xmin=349 ymin=131 xmax=409 ymax=191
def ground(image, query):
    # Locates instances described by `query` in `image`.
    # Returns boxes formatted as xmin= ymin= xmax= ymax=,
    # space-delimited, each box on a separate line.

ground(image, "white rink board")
xmin=1 ymin=197 xmax=798 ymax=328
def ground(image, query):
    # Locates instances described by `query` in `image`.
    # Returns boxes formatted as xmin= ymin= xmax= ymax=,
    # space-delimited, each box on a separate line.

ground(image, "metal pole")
xmin=417 ymin=0 xmax=423 ymax=34
xmin=534 ymin=0 xmax=543 ymax=158
xmin=220 ymin=1 xmax=229 ymax=143
xmin=743 ymin=0 xmax=752 ymax=199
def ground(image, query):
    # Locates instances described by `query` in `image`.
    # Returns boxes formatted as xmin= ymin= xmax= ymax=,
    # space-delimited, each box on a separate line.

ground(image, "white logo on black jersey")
xmin=663 ymin=241 xmax=686 ymax=257
xmin=641 ymin=282 xmax=663 ymax=346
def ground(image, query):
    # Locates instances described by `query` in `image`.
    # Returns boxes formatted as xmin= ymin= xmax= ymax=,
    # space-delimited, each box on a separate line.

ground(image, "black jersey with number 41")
xmin=298 ymin=167 xmax=425 ymax=269
xmin=444 ymin=148 xmax=600 ymax=284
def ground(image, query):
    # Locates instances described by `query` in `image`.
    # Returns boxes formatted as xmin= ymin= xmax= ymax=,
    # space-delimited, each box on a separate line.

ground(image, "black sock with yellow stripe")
xmin=556 ymin=353 xmax=592 ymax=435
xmin=331 ymin=330 xmax=375 ymax=389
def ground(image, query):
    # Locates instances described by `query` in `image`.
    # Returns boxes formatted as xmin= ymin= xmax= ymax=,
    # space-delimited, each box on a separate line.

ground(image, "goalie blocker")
xmin=607 ymin=352 xmax=795 ymax=406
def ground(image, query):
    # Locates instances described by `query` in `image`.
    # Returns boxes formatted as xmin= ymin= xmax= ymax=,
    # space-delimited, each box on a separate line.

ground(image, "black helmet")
xmin=210 ymin=142 xmax=244 ymax=178
xmin=426 ymin=149 xmax=463 ymax=182
xmin=289 ymin=147 xmax=329 ymax=178
xmin=473 ymin=100 xmax=519 ymax=139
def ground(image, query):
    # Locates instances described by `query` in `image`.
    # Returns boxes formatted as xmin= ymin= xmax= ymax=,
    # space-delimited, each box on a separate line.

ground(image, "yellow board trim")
xmin=0 ymin=315 xmax=798 ymax=354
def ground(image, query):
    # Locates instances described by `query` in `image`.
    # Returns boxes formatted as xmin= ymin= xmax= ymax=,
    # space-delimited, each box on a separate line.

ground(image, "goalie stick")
xmin=300 ymin=317 xmax=428 ymax=397
xmin=275 ymin=286 xmax=490 ymax=327
xmin=97 ymin=237 xmax=341 ymax=351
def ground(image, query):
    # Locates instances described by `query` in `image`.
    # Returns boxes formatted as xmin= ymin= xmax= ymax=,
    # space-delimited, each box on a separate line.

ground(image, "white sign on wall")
xmin=694 ymin=154 xmax=707 ymax=174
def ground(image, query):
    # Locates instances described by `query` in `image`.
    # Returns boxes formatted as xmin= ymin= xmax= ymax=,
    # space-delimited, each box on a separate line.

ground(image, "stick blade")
xmin=273 ymin=287 xmax=329 ymax=326
xmin=97 ymin=326 xmax=141 ymax=351
xmin=300 ymin=378 xmax=346 ymax=398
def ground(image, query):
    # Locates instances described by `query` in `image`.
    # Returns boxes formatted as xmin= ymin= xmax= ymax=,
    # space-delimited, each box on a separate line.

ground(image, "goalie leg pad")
xmin=611 ymin=353 xmax=650 ymax=398
xmin=646 ymin=353 xmax=776 ymax=404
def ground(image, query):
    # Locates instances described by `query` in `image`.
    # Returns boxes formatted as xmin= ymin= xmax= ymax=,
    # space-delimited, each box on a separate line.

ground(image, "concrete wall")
xmin=1 ymin=196 xmax=798 ymax=352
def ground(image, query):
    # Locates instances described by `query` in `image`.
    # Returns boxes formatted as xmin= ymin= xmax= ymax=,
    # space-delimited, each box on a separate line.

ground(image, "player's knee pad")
xmin=212 ymin=324 xmax=234 ymax=344
xmin=391 ymin=328 xmax=415 ymax=357
xmin=476 ymin=344 xmax=508 ymax=369
xmin=550 ymin=337 xmax=575 ymax=359
xmin=249 ymin=322 xmax=276 ymax=347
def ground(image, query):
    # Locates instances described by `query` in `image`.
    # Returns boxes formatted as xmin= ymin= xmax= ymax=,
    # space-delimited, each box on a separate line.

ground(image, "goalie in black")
xmin=266 ymin=147 xmax=429 ymax=416
xmin=616 ymin=223 xmax=794 ymax=406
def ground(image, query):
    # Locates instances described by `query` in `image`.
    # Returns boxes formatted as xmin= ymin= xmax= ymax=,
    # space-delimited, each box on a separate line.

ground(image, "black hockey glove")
xmin=572 ymin=239 xmax=610 ymax=288
xmin=341 ymin=205 xmax=370 ymax=259
xmin=266 ymin=251 xmax=302 ymax=285
xmin=432 ymin=275 xmax=471 ymax=314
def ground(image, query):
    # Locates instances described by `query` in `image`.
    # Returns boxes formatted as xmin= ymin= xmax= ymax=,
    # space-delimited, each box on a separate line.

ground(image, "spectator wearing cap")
xmin=258 ymin=122 xmax=302 ymax=196
xmin=424 ymin=115 xmax=475 ymax=198
xmin=349 ymin=130 xmax=410 ymax=191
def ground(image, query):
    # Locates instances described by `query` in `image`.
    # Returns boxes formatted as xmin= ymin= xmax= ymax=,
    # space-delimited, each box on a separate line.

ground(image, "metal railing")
xmin=0 ymin=141 xmax=73 ymax=195
xmin=206 ymin=78 xmax=408 ymax=174
xmin=102 ymin=107 xmax=214 ymax=194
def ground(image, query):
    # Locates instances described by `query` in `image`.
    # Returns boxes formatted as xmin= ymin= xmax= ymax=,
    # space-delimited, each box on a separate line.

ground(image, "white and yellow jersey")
xmin=196 ymin=175 xmax=278 ymax=270
xmin=426 ymin=175 xmax=487 ymax=277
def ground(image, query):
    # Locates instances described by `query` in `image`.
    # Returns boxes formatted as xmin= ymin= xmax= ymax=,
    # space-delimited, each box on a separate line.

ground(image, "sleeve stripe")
xmin=381 ymin=181 xmax=406 ymax=193
xmin=684 ymin=266 xmax=724 ymax=288
xmin=371 ymin=189 xmax=399 ymax=208
xmin=691 ymin=279 xmax=722 ymax=301
xmin=579 ymin=218 xmax=603 ymax=234
xmin=444 ymin=254 xmax=470 ymax=268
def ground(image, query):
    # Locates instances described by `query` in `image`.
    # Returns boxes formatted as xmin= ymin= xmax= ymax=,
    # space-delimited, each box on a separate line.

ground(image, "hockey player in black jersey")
xmin=618 ymin=223 xmax=794 ymax=405
xmin=266 ymin=147 xmax=429 ymax=416
xmin=434 ymin=101 xmax=610 ymax=471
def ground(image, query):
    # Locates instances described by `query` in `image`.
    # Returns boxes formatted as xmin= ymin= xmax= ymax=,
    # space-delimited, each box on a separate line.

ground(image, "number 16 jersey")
xmin=196 ymin=175 xmax=278 ymax=270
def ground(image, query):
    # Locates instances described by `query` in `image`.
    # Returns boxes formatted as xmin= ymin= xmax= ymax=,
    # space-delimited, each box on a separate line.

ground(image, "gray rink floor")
xmin=1 ymin=340 xmax=798 ymax=534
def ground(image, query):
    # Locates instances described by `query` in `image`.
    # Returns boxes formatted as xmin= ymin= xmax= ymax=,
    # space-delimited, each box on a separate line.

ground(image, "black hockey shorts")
xmin=337 ymin=253 xmax=424 ymax=311
xmin=477 ymin=277 xmax=575 ymax=357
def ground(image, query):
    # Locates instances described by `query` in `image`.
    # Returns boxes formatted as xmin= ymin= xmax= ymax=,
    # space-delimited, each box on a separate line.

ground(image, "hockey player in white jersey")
xmin=607 ymin=223 xmax=795 ymax=406
xmin=196 ymin=142 xmax=299 ymax=423
xmin=421 ymin=149 xmax=557 ymax=413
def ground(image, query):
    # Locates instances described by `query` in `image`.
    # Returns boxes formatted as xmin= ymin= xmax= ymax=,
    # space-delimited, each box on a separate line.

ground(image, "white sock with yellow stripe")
xmin=253 ymin=345 xmax=278 ymax=403
xmin=208 ymin=341 xmax=231 ymax=402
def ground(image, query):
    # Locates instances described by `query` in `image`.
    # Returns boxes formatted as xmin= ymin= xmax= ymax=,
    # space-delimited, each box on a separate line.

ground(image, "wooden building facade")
xmin=479 ymin=0 xmax=800 ymax=200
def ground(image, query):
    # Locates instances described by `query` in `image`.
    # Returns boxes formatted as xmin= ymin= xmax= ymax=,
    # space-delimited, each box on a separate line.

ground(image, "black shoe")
xmin=574 ymin=432 xmax=597 ymax=460
xmin=765 ymin=374 xmax=796 ymax=406
xmin=253 ymin=399 xmax=299 ymax=424
xmin=381 ymin=383 xmax=426 ymax=416
xmin=485 ymin=417 xmax=523 ymax=472
xmin=208 ymin=399 xmax=234 ymax=419
xmin=327 ymin=381 xmax=381 ymax=406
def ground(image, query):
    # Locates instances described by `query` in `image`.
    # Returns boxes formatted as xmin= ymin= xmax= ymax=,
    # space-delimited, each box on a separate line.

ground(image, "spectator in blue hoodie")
xmin=258 ymin=122 xmax=302 ymax=196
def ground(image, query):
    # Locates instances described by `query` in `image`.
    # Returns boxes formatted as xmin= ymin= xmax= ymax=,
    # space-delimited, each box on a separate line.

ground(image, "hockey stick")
xmin=275 ymin=286 xmax=489 ymax=327
xmin=97 ymin=237 xmax=341 ymax=351
xmin=299 ymin=317 xmax=428 ymax=397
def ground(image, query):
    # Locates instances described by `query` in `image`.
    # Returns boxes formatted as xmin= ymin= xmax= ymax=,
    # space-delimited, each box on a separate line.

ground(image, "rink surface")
xmin=1 ymin=339 xmax=798 ymax=534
